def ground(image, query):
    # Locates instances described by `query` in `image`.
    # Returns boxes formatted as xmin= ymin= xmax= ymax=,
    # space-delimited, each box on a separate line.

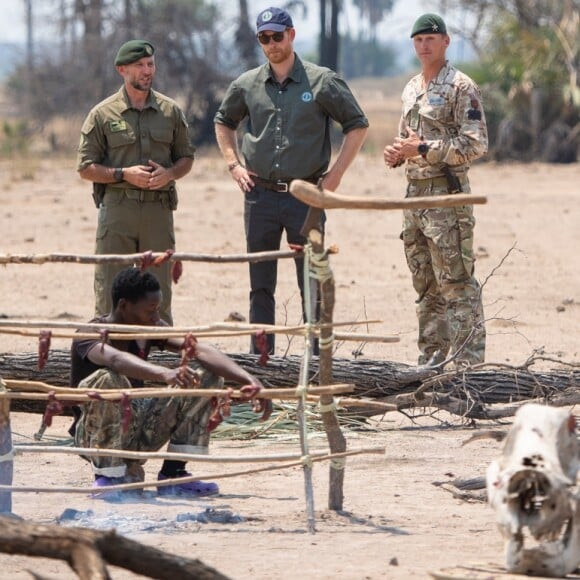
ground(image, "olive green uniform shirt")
xmin=77 ymin=87 xmax=195 ymax=188
xmin=214 ymin=55 xmax=369 ymax=181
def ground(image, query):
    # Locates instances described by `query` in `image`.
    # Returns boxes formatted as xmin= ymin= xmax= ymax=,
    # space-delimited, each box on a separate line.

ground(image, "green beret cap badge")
xmin=114 ymin=40 xmax=155 ymax=66
xmin=410 ymin=13 xmax=447 ymax=38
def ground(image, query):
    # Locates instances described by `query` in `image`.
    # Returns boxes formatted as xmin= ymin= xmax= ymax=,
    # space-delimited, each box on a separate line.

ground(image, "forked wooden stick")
xmin=290 ymin=179 xmax=487 ymax=210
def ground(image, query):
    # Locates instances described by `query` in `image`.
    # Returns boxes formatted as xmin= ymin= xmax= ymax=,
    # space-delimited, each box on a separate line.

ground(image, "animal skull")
xmin=486 ymin=403 xmax=580 ymax=577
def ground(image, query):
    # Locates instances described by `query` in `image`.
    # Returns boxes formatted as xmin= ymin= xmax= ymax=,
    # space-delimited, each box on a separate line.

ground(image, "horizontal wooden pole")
xmin=13 ymin=445 xmax=343 ymax=463
xmin=2 ymin=380 xmax=355 ymax=400
xmin=0 ymin=249 xmax=304 ymax=266
xmin=0 ymin=318 xmax=382 ymax=334
xmin=290 ymin=179 xmax=487 ymax=210
xmin=0 ymin=446 xmax=386 ymax=494
xmin=0 ymin=326 xmax=398 ymax=343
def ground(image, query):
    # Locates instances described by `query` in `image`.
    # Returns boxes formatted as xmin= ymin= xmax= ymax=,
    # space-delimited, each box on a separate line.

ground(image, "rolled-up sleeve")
xmin=214 ymin=82 xmax=248 ymax=130
xmin=77 ymin=111 xmax=106 ymax=171
xmin=316 ymin=74 xmax=369 ymax=134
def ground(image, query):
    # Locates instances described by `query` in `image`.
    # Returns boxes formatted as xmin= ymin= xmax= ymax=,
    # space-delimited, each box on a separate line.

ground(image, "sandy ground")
xmin=0 ymin=154 xmax=579 ymax=579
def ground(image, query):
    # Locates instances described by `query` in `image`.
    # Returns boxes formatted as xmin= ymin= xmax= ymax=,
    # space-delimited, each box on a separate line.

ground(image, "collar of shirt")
xmin=261 ymin=53 xmax=303 ymax=87
xmin=118 ymin=86 xmax=161 ymax=113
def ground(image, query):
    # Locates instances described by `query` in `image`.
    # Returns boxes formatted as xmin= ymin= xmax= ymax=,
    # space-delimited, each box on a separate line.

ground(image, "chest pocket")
xmin=150 ymin=127 xmax=173 ymax=145
xmin=107 ymin=129 xmax=136 ymax=149
xmin=421 ymin=93 xmax=453 ymax=126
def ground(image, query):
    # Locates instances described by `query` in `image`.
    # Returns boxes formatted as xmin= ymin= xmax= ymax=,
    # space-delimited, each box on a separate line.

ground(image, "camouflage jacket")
xmin=398 ymin=61 xmax=488 ymax=180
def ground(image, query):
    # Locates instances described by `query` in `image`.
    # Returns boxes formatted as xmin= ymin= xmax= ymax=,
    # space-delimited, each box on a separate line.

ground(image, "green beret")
xmin=410 ymin=13 xmax=447 ymax=38
xmin=114 ymin=40 xmax=155 ymax=66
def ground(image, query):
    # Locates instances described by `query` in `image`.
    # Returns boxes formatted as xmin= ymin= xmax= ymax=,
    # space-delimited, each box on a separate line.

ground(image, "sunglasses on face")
xmin=257 ymin=31 xmax=285 ymax=45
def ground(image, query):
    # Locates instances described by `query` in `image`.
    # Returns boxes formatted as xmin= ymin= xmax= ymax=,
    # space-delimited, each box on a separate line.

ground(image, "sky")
xmin=0 ymin=0 xmax=438 ymax=43
xmin=0 ymin=0 xmax=471 ymax=65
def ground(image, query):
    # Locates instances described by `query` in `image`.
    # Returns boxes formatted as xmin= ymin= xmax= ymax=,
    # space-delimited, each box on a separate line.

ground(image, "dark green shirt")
xmin=77 ymin=87 xmax=195 ymax=189
xmin=214 ymin=55 xmax=369 ymax=181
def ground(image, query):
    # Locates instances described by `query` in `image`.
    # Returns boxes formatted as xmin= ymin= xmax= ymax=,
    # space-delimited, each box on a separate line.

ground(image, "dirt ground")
xmin=0 ymin=151 xmax=579 ymax=579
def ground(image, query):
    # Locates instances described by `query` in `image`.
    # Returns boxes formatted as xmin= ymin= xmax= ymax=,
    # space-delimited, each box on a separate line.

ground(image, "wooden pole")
xmin=1 ymin=382 xmax=355 ymax=401
xmin=307 ymin=231 xmax=348 ymax=511
xmin=0 ymin=447 xmax=386 ymax=495
xmin=0 ymin=248 xmax=302 ymax=266
xmin=0 ymin=317 xmax=388 ymax=340
xmin=290 ymin=179 xmax=487 ymax=210
xmin=297 ymin=245 xmax=317 ymax=534
xmin=0 ymin=379 xmax=13 ymax=513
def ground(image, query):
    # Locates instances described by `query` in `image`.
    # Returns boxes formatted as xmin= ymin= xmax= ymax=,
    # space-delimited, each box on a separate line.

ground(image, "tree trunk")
xmin=2 ymin=350 xmax=580 ymax=419
xmin=0 ymin=516 xmax=229 ymax=579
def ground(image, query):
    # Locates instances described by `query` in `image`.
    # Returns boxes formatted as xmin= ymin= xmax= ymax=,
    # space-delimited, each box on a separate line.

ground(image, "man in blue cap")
xmin=384 ymin=14 xmax=488 ymax=369
xmin=214 ymin=7 xmax=369 ymax=355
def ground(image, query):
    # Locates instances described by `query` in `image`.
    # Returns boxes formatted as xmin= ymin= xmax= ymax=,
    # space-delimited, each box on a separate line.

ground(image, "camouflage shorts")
xmin=75 ymin=365 xmax=223 ymax=478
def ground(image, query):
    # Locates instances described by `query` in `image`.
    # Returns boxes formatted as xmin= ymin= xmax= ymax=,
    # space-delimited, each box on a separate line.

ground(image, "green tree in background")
xmin=435 ymin=0 xmax=579 ymax=162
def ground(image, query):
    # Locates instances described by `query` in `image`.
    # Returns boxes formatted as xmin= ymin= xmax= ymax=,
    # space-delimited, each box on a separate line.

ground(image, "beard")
xmin=265 ymin=44 xmax=293 ymax=64
xmin=130 ymin=78 xmax=152 ymax=92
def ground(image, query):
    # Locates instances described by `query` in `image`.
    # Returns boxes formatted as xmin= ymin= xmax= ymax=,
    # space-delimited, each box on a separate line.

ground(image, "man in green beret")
xmin=77 ymin=39 xmax=195 ymax=324
xmin=384 ymin=14 xmax=488 ymax=369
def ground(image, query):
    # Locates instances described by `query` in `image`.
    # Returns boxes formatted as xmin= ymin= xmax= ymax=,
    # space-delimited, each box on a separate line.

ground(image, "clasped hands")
xmin=384 ymin=127 xmax=422 ymax=168
xmin=123 ymin=160 xmax=173 ymax=190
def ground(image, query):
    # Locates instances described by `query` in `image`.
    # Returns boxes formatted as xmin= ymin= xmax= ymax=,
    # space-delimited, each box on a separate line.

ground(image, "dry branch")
xmin=0 ymin=516 xmax=229 ymax=579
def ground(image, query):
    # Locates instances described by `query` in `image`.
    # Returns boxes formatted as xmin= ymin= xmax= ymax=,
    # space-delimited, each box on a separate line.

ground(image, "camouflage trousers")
xmin=74 ymin=366 xmax=222 ymax=478
xmin=401 ymin=180 xmax=485 ymax=367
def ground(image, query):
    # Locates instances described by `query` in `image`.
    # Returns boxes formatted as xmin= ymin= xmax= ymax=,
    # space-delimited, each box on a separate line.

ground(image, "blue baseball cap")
xmin=256 ymin=7 xmax=293 ymax=33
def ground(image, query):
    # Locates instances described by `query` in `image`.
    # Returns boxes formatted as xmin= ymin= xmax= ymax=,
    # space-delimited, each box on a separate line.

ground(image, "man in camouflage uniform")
xmin=70 ymin=267 xmax=270 ymax=498
xmin=384 ymin=14 xmax=488 ymax=368
xmin=77 ymin=40 xmax=195 ymax=325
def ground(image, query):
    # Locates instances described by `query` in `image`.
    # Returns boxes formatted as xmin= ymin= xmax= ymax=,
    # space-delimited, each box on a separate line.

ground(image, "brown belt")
xmin=252 ymin=176 xmax=319 ymax=193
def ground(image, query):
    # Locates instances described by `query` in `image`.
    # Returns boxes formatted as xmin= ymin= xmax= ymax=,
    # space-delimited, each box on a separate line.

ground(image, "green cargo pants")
xmin=94 ymin=188 xmax=175 ymax=324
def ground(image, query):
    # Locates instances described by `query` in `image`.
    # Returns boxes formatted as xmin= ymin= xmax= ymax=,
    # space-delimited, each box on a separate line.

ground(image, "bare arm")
xmin=166 ymin=338 xmax=272 ymax=419
xmin=214 ymin=123 xmax=256 ymax=192
xmin=79 ymin=157 xmax=193 ymax=191
xmin=166 ymin=339 xmax=261 ymax=387
xmin=321 ymin=127 xmax=367 ymax=192
xmin=215 ymin=123 xmax=240 ymax=168
xmin=86 ymin=343 xmax=198 ymax=387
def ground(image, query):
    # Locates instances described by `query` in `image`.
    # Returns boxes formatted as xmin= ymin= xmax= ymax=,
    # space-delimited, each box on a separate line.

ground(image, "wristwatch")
xmin=417 ymin=142 xmax=429 ymax=158
xmin=113 ymin=167 xmax=124 ymax=182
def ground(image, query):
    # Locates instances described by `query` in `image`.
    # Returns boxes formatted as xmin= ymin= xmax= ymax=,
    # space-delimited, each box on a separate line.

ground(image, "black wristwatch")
xmin=113 ymin=167 xmax=124 ymax=182
xmin=418 ymin=142 xmax=429 ymax=158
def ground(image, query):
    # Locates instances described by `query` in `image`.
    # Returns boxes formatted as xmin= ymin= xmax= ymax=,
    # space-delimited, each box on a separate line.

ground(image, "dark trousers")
xmin=244 ymin=185 xmax=325 ymax=354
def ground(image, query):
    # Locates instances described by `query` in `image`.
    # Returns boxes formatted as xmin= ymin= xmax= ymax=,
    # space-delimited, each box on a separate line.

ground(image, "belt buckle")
xmin=277 ymin=181 xmax=289 ymax=193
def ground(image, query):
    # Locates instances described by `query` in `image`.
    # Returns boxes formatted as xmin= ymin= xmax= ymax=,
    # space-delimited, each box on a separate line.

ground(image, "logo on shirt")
xmin=109 ymin=120 xmax=127 ymax=132
xmin=261 ymin=10 xmax=273 ymax=22
xmin=301 ymin=91 xmax=313 ymax=102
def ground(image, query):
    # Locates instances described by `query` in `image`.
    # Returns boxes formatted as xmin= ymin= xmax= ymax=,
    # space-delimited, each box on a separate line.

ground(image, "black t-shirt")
xmin=69 ymin=315 xmax=167 ymax=388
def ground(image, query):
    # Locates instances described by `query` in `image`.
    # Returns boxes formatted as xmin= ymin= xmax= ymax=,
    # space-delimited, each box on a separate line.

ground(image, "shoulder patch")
xmin=467 ymin=94 xmax=482 ymax=121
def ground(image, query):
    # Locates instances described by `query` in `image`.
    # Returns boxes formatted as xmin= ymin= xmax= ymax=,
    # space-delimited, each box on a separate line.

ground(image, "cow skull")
xmin=486 ymin=403 xmax=580 ymax=577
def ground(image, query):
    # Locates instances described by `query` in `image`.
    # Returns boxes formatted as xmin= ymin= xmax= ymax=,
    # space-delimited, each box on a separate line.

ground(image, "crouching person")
xmin=70 ymin=267 xmax=270 ymax=498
